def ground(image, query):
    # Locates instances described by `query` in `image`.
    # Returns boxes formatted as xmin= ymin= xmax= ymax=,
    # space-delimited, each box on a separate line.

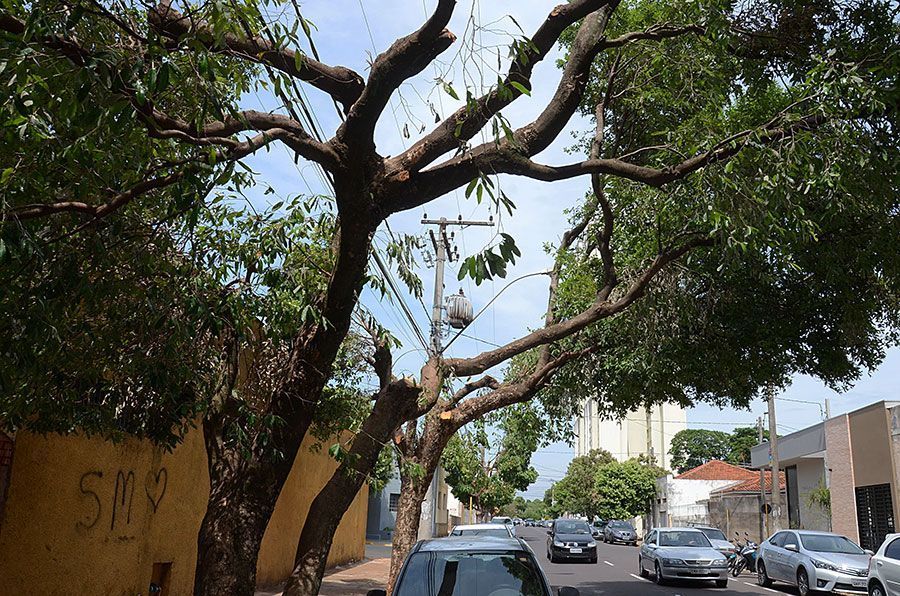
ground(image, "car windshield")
xmin=659 ymin=531 xmax=712 ymax=548
xmin=451 ymin=528 xmax=509 ymax=538
xmin=395 ymin=551 xmax=547 ymax=596
xmin=699 ymin=528 xmax=727 ymax=541
xmin=609 ymin=522 xmax=633 ymax=530
xmin=799 ymin=534 xmax=866 ymax=555
xmin=490 ymin=518 xmax=511 ymax=525
xmin=555 ymin=521 xmax=591 ymax=534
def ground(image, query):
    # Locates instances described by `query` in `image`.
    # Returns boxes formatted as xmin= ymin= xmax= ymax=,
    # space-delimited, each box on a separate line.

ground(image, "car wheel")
xmin=655 ymin=561 xmax=667 ymax=585
xmin=797 ymin=568 xmax=812 ymax=596
xmin=549 ymin=549 xmax=557 ymax=564
xmin=639 ymin=556 xmax=649 ymax=578
xmin=716 ymin=579 xmax=728 ymax=588
xmin=590 ymin=554 xmax=597 ymax=564
xmin=732 ymin=558 xmax=746 ymax=577
xmin=757 ymin=561 xmax=772 ymax=587
xmin=870 ymin=581 xmax=886 ymax=596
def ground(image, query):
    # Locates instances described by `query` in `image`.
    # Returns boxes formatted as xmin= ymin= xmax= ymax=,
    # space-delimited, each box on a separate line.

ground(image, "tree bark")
xmin=194 ymin=414 xmax=309 ymax=596
xmin=388 ymin=468 xmax=433 ymax=592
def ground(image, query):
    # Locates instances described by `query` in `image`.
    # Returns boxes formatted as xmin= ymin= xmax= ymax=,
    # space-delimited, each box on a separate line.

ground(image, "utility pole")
xmin=645 ymin=405 xmax=653 ymax=462
xmin=422 ymin=216 xmax=493 ymax=355
xmin=767 ymin=386 xmax=782 ymax=530
xmin=758 ymin=416 xmax=768 ymax=540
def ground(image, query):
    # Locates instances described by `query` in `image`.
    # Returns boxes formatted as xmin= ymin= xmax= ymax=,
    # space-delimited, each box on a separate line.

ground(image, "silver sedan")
xmin=638 ymin=527 xmax=730 ymax=588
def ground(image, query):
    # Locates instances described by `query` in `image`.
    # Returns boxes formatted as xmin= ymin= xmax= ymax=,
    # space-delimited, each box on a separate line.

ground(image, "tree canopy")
xmin=594 ymin=458 xmax=660 ymax=521
xmin=550 ymin=449 xmax=615 ymax=519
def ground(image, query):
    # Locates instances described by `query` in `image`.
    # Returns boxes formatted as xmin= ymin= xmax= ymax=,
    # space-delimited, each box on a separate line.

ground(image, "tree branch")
xmin=147 ymin=3 xmax=365 ymax=112
xmin=388 ymin=0 xmax=616 ymax=174
xmin=341 ymin=0 xmax=457 ymax=144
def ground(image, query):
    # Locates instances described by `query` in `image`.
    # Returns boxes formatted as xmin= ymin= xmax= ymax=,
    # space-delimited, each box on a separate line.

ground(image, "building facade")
xmin=575 ymin=400 xmax=686 ymax=470
xmin=750 ymin=400 xmax=899 ymax=551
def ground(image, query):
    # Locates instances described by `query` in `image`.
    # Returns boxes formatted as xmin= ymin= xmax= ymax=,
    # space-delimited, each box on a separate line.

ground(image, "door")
xmin=780 ymin=532 xmax=802 ymax=582
xmin=856 ymin=484 xmax=896 ymax=551
xmin=641 ymin=530 xmax=658 ymax=570
xmin=766 ymin=532 xmax=789 ymax=581
xmin=881 ymin=536 xmax=900 ymax=595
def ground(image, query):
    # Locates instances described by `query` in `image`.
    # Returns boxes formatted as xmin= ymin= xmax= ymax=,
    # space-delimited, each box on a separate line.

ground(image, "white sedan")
xmin=447 ymin=523 xmax=515 ymax=539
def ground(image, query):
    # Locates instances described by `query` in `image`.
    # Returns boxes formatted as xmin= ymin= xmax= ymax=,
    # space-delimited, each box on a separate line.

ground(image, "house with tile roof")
xmin=653 ymin=460 xmax=761 ymax=529
xmin=706 ymin=469 xmax=787 ymax=542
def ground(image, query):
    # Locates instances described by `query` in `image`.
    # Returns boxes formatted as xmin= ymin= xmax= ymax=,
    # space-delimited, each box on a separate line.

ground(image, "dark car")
xmin=603 ymin=520 xmax=637 ymax=546
xmin=369 ymin=536 xmax=580 ymax=596
xmin=546 ymin=519 xmax=598 ymax=563
xmin=591 ymin=520 xmax=608 ymax=539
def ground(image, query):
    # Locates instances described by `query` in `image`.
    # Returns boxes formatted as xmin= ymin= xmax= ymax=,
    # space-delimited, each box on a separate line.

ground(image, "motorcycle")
xmin=730 ymin=532 xmax=758 ymax=577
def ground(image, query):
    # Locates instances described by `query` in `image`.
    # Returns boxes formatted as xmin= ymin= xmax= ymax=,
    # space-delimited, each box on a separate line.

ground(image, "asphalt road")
xmin=515 ymin=526 xmax=802 ymax=596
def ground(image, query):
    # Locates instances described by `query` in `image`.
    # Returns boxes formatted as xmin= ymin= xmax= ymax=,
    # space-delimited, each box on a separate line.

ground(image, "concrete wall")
xmin=825 ymin=415 xmax=859 ymax=542
xmin=708 ymin=493 xmax=788 ymax=543
xmin=892 ymin=406 xmax=900 ymax=529
xmin=576 ymin=402 xmax=687 ymax=468
xmin=0 ymin=429 xmax=366 ymax=595
xmin=655 ymin=477 xmax=737 ymax=527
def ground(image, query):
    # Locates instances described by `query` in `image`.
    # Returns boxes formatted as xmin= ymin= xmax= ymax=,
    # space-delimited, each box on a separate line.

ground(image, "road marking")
xmin=744 ymin=581 xmax=779 ymax=593
xmin=604 ymin=560 xmax=614 ymax=567
xmin=629 ymin=573 xmax=650 ymax=582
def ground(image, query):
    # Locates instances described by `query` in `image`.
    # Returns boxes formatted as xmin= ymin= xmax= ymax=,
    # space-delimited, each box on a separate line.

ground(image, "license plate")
xmin=690 ymin=569 xmax=706 ymax=574
xmin=570 ymin=548 xmax=582 ymax=553
xmin=851 ymin=579 xmax=867 ymax=588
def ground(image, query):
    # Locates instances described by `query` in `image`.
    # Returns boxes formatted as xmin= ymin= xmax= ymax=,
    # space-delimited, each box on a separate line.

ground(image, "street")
xmin=516 ymin=527 xmax=802 ymax=596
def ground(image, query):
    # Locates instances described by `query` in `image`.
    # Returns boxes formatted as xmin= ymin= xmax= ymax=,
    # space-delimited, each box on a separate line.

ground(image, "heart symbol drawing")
xmin=145 ymin=468 xmax=168 ymax=513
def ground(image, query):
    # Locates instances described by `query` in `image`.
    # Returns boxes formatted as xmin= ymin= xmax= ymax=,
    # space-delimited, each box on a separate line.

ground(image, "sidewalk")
xmin=256 ymin=553 xmax=390 ymax=596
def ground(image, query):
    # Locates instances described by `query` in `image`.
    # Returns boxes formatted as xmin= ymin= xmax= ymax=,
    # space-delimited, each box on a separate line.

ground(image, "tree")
xmin=668 ymin=429 xmax=732 ymax=473
xmin=594 ymin=459 xmax=659 ymax=520
xmin=727 ymin=427 xmax=770 ymax=466
xmin=442 ymin=404 xmax=541 ymax=518
xmin=2 ymin=1 xmax=895 ymax=595
xmin=551 ymin=449 xmax=615 ymax=519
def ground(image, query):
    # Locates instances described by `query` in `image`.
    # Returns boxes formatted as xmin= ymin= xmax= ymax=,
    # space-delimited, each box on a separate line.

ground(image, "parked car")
xmin=448 ymin=523 xmax=514 ymax=539
xmin=756 ymin=530 xmax=872 ymax=596
xmin=603 ymin=520 xmax=637 ymax=546
xmin=638 ymin=527 xmax=729 ymax=588
xmin=693 ymin=526 xmax=737 ymax=557
xmin=867 ymin=532 xmax=900 ymax=596
xmin=546 ymin=519 xmax=598 ymax=563
xmin=591 ymin=520 xmax=607 ymax=539
xmin=369 ymin=535 xmax=581 ymax=596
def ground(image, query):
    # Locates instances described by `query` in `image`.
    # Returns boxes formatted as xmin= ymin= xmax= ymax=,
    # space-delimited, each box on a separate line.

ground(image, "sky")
xmin=235 ymin=1 xmax=899 ymax=500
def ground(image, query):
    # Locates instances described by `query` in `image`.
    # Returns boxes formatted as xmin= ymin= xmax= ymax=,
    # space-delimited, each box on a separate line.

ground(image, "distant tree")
xmin=668 ymin=429 xmax=731 ymax=473
xmin=442 ymin=405 xmax=541 ymax=517
xmin=594 ymin=459 xmax=659 ymax=520
xmin=727 ymin=427 xmax=770 ymax=466
xmin=523 ymin=498 xmax=548 ymax=520
xmin=552 ymin=449 xmax=615 ymax=519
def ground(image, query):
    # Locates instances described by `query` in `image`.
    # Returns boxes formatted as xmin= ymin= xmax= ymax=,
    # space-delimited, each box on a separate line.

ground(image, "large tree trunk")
xmin=282 ymin=378 xmax=422 ymax=596
xmin=388 ymin=469 xmax=433 ymax=592
xmin=193 ymin=412 xmax=311 ymax=596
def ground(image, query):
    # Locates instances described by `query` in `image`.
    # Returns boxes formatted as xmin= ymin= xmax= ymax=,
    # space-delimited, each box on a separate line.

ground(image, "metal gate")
xmin=855 ymin=483 xmax=895 ymax=551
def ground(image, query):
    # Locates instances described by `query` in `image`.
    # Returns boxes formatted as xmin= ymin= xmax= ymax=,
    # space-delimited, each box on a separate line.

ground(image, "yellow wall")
xmin=0 ymin=429 xmax=366 ymax=595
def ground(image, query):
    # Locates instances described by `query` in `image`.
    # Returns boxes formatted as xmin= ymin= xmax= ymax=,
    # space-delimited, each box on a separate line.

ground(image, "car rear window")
xmin=451 ymin=528 xmax=510 ymax=538
xmin=395 ymin=551 xmax=547 ymax=596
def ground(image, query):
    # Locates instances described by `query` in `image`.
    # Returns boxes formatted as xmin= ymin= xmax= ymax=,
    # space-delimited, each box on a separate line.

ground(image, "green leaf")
xmin=509 ymin=81 xmax=531 ymax=96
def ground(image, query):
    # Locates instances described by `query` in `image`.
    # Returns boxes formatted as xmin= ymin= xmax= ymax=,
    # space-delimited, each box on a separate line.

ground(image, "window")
xmin=389 ymin=493 xmax=400 ymax=512
xmin=882 ymin=537 xmax=900 ymax=560
xmin=799 ymin=533 xmax=864 ymax=555
xmin=658 ymin=531 xmax=712 ymax=548
xmin=645 ymin=531 xmax=657 ymax=545
xmin=769 ymin=532 xmax=787 ymax=547
xmin=396 ymin=551 xmax=546 ymax=596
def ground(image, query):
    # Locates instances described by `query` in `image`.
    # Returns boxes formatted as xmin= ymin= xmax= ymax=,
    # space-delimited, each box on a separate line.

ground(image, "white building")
xmin=574 ymin=401 xmax=686 ymax=470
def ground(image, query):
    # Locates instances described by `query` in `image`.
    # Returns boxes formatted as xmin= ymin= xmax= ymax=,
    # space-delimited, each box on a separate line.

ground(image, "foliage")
xmin=807 ymin=482 xmax=831 ymax=514
xmin=593 ymin=458 xmax=660 ymax=520
xmin=442 ymin=404 xmax=542 ymax=515
xmin=550 ymin=449 xmax=615 ymax=520
xmin=668 ymin=427 xmax=774 ymax=472
xmin=668 ymin=430 xmax=732 ymax=473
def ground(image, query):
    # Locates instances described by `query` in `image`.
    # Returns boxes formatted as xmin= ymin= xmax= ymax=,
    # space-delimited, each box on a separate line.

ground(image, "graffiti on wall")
xmin=77 ymin=467 xmax=168 ymax=532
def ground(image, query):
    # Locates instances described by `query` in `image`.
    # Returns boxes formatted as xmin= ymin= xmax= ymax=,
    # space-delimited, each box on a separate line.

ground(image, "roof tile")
xmin=675 ymin=460 xmax=758 ymax=481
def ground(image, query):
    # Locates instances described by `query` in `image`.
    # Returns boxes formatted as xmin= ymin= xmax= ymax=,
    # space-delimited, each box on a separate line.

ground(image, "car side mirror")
xmin=785 ymin=543 xmax=799 ymax=552
xmin=865 ymin=549 xmax=874 ymax=556
xmin=366 ymin=591 xmax=387 ymax=596
xmin=559 ymin=587 xmax=580 ymax=596
xmin=547 ymin=530 xmax=552 ymax=535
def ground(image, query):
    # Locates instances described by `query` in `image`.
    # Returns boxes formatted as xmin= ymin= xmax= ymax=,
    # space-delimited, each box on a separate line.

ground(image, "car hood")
xmin=554 ymin=532 xmax=594 ymax=542
xmin=656 ymin=546 xmax=724 ymax=561
xmin=811 ymin=552 xmax=871 ymax=571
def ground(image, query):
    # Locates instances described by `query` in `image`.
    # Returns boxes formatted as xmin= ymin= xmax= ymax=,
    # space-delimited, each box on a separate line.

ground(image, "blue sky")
xmin=236 ymin=1 xmax=899 ymax=500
